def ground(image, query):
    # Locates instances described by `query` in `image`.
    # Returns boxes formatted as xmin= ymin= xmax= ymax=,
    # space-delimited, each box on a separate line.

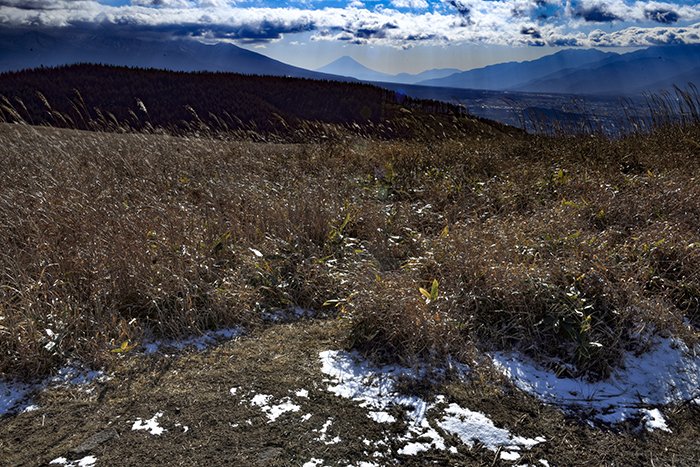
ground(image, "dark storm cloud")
xmin=520 ymin=26 xmax=544 ymax=46
xmin=644 ymin=8 xmax=680 ymax=24
xmin=520 ymin=26 xmax=542 ymax=39
xmin=575 ymin=6 xmax=622 ymax=23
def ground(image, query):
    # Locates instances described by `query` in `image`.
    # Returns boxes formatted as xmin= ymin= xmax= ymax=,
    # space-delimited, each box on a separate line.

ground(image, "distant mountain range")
xmin=419 ymin=49 xmax=618 ymax=90
xmin=316 ymin=56 xmax=461 ymax=84
xmin=509 ymin=45 xmax=700 ymax=95
xmin=419 ymin=45 xmax=700 ymax=95
xmin=0 ymin=28 xmax=348 ymax=82
xmin=1 ymin=26 xmax=697 ymax=97
xmin=315 ymin=47 xmax=700 ymax=95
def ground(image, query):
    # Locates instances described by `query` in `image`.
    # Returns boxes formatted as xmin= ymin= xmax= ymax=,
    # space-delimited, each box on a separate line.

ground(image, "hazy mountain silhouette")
xmin=317 ymin=56 xmax=460 ymax=84
xmin=0 ymin=28 xmax=349 ymax=81
xmin=635 ymin=67 xmax=700 ymax=94
xmin=418 ymin=49 xmax=617 ymax=90
xmin=512 ymin=45 xmax=700 ymax=95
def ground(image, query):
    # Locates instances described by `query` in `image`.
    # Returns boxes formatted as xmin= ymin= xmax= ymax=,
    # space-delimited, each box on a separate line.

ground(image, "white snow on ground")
xmin=175 ymin=422 xmax=189 ymax=433
xmin=0 ymin=380 xmax=32 ymax=417
xmin=641 ymin=408 xmax=671 ymax=432
xmin=368 ymin=411 xmax=396 ymax=424
xmin=499 ymin=450 xmax=521 ymax=461
xmin=49 ymin=365 xmax=107 ymax=387
xmin=50 ymin=455 xmax=97 ymax=466
xmin=314 ymin=418 xmax=342 ymax=445
xmin=491 ymin=337 xmax=700 ymax=427
xmin=319 ymin=350 xmax=544 ymax=456
xmin=295 ymin=389 xmax=309 ymax=398
xmin=302 ymin=459 xmax=324 ymax=467
xmin=143 ymin=327 xmax=243 ymax=354
xmin=250 ymin=394 xmax=301 ymax=422
xmin=132 ymin=412 xmax=166 ymax=435
xmin=0 ymin=364 xmax=107 ymax=417
xmin=262 ymin=307 xmax=316 ymax=323
xmin=439 ymin=403 xmax=544 ymax=454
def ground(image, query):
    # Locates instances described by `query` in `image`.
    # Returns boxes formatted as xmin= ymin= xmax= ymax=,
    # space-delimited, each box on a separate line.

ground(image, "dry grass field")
xmin=1 ymin=121 xmax=698 ymax=381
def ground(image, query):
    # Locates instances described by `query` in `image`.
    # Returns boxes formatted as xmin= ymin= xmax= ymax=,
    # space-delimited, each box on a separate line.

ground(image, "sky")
xmin=0 ymin=1 xmax=699 ymax=73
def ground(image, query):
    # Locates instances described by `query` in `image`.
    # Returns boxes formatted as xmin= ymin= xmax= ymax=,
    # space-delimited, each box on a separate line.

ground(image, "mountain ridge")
xmin=316 ymin=55 xmax=461 ymax=84
xmin=0 ymin=28 xmax=350 ymax=82
xmin=512 ymin=45 xmax=700 ymax=95
xmin=418 ymin=49 xmax=618 ymax=90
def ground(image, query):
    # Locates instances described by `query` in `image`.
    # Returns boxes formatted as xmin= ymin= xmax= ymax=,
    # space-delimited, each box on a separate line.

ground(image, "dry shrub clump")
xmin=344 ymin=126 xmax=700 ymax=379
xmin=1 ymin=120 xmax=698 ymax=381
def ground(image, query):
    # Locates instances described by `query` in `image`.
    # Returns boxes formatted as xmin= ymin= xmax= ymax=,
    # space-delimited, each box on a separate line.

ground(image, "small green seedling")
xmin=419 ymin=279 xmax=439 ymax=303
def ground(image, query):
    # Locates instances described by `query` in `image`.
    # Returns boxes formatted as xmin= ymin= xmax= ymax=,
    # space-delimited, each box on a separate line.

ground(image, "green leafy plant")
xmin=419 ymin=279 xmax=439 ymax=304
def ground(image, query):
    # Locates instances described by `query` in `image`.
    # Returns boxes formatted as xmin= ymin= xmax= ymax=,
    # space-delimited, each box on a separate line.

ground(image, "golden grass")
xmin=0 ymin=122 xmax=698 ymax=381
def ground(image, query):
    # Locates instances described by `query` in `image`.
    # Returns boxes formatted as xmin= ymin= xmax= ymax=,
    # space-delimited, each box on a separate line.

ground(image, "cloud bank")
xmin=0 ymin=0 xmax=699 ymax=47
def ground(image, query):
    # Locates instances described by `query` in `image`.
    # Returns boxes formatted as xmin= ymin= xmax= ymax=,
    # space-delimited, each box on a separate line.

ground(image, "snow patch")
xmin=1 ymin=364 xmax=107 ymax=417
xmin=320 ymin=350 xmax=542 ymax=456
xmin=302 ymin=459 xmax=324 ymax=467
xmin=491 ymin=337 xmax=700 ymax=425
xmin=49 ymin=455 xmax=97 ymax=467
xmin=295 ymin=388 xmax=309 ymax=398
xmin=250 ymin=394 xmax=300 ymax=422
xmin=49 ymin=365 xmax=107 ymax=387
xmin=368 ymin=411 xmax=396 ymax=424
xmin=0 ymin=380 xmax=32 ymax=417
xmin=314 ymin=418 xmax=341 ymax=445
xmin=262 ymin=306 xmax=316 ymax=323
xmin=438 ymin=403 xmax=544 ymax=452
xmin=641 ymin=408 xmax=671 ymax=432
xmin=132 ymin=412 xmax=166 ymax=435
xmin=175 ymin=422 xmax=189 ymax=433
xmin=143 ymin=327 xmax=243 ymax=354
xmin=500 ymin=450 xmax=521 ymax=461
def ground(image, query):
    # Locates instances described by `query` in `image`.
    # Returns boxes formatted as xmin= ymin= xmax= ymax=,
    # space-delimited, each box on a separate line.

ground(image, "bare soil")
xmin=2 ymin=319 xmax=699 ymax=466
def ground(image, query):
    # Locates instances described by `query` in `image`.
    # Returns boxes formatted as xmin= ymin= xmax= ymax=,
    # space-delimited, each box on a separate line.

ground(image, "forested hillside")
xmin=0 ymin=64 xmax=498 ymax=140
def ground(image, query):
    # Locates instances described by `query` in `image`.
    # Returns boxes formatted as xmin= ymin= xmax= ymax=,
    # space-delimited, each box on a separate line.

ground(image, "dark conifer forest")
xmin=0 ymin=64 xmax=487 ymax=139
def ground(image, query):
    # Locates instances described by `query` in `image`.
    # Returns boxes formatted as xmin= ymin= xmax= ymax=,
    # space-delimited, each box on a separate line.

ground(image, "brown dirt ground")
xmin=1 ymin=319 xmax=699 ymax=466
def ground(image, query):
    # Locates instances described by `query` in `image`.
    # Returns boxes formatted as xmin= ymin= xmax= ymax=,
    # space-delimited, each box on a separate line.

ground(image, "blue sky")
xmin=1 ymin=1 xmax=699 ymax=72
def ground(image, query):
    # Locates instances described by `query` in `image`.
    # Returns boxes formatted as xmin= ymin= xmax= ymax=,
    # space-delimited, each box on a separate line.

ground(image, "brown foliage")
xmin=0 ymin=120 xmax=698 ymax=381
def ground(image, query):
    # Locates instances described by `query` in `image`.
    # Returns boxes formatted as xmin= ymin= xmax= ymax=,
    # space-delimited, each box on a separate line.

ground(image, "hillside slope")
xmin=0 ymin=64 xmax=501 ymax=139
xmin=0 ymin=28 xmax=346 ymax=81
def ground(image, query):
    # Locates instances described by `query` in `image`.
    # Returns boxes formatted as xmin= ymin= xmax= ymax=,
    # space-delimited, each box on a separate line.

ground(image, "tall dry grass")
xmin=0 ymin=117 xmax=698 ymax=381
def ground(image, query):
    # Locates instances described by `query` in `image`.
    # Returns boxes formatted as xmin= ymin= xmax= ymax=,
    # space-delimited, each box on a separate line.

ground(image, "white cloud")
xmin=0 ymin=0 xmax=698 ymax=47
xmin=390 ymin=0 xmax=429 ymax=9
